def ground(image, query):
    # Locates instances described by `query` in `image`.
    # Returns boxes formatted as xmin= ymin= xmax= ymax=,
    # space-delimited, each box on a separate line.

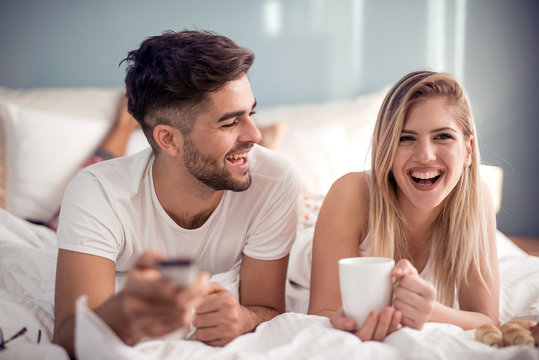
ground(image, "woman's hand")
xmin=330 ymin=307 xmax=401 ymax=341
xmin=392 ymin=259 xmax=436 ymax=330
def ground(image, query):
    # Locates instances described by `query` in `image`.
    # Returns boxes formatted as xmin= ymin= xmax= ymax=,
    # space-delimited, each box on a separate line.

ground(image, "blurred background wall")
xmin=0 ymin=0 xmax=538 ymax=237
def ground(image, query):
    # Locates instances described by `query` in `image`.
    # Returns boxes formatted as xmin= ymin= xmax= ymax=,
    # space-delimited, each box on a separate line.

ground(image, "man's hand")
xmin=392 ymin=259 xmax=436 ymax=330
xmin=192 ymin=282 xmax=251 ymax=346
xmin=106 ymin=251 xmax=210 ymax=342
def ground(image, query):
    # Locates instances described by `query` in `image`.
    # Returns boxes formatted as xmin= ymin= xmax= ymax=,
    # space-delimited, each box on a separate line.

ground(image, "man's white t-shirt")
xmin=57 ymin=145 xmax=300 ymax=279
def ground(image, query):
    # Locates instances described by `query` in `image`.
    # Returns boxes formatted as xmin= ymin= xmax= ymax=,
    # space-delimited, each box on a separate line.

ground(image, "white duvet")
xmin=0 ymin=208 xmax=538 ymax=360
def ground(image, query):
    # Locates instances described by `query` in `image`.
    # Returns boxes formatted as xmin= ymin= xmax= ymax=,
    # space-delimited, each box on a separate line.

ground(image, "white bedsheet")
xmin=76 ymin=297 xmax=539 ymax=360
xmin=0 ymin=208 xmax=538 ymax=359
xmin=0 ymin=209 xmax=68 ymax=359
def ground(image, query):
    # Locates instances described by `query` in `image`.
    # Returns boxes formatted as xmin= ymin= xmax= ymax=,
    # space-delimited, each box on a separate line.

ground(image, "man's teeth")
xmin=410 ymin=170 xmax=441 ymax=179
xmin=227 ymin=152 xmax=248 ymax=160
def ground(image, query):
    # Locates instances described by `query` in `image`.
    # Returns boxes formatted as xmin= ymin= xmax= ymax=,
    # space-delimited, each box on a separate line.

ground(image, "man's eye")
xmin=222 ymin=120 xmax=238 ymax=128
xmin=249 ymin=111 xmax=257 ymax=117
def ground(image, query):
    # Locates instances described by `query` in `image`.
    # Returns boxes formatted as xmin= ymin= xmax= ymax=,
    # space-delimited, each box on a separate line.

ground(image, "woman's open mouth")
xmin=408 ymin=169 xmax=444 ymax=188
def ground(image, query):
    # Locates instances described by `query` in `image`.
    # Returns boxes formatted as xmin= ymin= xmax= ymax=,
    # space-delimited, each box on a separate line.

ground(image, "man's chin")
xmin=204 ymin=172 xmax=252 ymax=192
xmin=229 ymin=175 xmax=252 ymax=192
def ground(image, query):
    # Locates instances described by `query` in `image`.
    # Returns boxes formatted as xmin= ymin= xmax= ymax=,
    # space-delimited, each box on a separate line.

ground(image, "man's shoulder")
xmin=72 ymin=148 xmax=153 ymax=195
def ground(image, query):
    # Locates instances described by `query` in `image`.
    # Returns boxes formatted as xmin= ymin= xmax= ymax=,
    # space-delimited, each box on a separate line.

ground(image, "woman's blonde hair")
xmin=369 ymin=71 xmax=490 ymax=307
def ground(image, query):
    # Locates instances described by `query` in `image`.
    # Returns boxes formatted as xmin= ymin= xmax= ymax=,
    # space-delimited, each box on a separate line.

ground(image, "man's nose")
xmin=239 ymin=116 xmax=262 ymax=144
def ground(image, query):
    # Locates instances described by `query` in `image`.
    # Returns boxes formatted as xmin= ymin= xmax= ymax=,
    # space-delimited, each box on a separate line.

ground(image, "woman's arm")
xmin=308 ymin=172 xmax=370 ymax=318
xmin=429 ymin=181 xmax=499 ymax=329
xmin=308 ymin=172 xmax=401 ymax=340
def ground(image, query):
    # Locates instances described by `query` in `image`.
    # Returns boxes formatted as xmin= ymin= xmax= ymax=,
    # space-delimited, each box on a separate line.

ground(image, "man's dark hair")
xmin=121 ymin=30 xmax=254 ymax=151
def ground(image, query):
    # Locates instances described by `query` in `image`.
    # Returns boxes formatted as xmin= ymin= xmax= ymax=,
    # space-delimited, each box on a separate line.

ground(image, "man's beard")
xmin=182 ymin=137 xmax=252 ymax=192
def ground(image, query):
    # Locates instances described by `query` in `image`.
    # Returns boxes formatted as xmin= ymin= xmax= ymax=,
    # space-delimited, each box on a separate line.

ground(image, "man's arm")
xmin=53 ymin=249 xmax=119 ymax=358
xmin=192 ymin=254 xmax=288 ymax=346
xmin=239 ymin=254 xmax=288 ymax=322
xmin=54 ymin=249 xmax=210 ymax=358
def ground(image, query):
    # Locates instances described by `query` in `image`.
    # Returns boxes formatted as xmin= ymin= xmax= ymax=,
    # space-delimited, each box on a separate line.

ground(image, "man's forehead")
xmin=203 ymin=77 xmax=255 ymax=114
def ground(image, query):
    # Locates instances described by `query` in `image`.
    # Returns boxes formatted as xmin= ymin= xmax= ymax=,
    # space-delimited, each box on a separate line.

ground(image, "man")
xmin=53 ymin=30 xmax=300 ymax=357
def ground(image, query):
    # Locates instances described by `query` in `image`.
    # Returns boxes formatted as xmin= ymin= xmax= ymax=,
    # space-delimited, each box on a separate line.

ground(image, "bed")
xmin=0 ymin=87 xmax=538 ymax=359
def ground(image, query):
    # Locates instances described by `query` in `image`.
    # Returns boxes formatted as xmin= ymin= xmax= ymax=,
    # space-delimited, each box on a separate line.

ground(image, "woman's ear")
xmin=464 ymin=135 xmax=474 ymax=167
xmin=153 ymin=125 xmax=182 ymax=157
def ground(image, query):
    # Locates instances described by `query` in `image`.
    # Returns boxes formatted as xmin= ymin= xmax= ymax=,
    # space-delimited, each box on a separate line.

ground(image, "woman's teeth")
xmin=410 ymin=170 xmax=441 ymax=180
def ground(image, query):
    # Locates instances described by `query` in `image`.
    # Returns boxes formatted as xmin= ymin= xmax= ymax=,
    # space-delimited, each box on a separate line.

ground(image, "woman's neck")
xmin=397 ymin=195 xmax=444 ymax=272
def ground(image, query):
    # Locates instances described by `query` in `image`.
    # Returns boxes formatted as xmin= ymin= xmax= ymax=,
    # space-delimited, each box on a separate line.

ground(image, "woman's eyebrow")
xmin=431 ymin=127 xmax=457 ymax=133
xmin=400 ymin=127 xmax=458 ymax=134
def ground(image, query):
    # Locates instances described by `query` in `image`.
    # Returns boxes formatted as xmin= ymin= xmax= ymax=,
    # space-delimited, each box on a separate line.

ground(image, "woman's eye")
xmin=249 ymin=110 xmax=257 ymax=117
xmin=435 ymin=133 xmax=453 ymax=140
xmin=399 ymin=136 xmax=414 ymax=142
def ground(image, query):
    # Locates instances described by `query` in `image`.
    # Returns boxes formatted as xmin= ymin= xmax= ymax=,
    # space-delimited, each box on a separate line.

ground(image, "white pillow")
xmin=256 ymin=87 xmax=388 ymax=195
xmin=3 ymin=102 xmax=114 ymax=222
xmin=0 ymin=85 xmax=153 ymax=223
xmin=0 ymin=86 xmax=122 ymax=119
xmin=2 ymin=102 xmax=151 ymax=223
xmin=279 ymin=123 xmax=347 ymax=195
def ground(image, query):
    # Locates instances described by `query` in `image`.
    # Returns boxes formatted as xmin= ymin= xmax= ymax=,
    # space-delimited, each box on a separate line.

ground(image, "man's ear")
xmin=153 ymin=125 xmax=182 ymax=156
xmin=464 ymin=135 xmax=474 ymax=167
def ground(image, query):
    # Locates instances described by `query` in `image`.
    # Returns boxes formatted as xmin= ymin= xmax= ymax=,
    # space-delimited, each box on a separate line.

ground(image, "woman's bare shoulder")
xmin=330 ymin=171 xmax=370 ymax=199
xmin=322 ymin=171 xmax=370 ymax=220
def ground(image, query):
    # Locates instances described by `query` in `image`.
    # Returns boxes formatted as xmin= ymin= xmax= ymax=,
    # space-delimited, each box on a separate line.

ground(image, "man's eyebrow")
xmin=217 ymin=99 xmax=257 ymax=122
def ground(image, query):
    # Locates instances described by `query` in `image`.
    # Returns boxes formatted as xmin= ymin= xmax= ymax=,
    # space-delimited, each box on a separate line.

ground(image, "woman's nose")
xmin=414 ymin=140 xmax=436 ymax=162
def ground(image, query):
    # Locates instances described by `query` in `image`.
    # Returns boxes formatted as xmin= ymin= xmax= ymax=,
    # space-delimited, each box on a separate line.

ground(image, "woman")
xmin=308 ymin=71 xmax=499 ymax=341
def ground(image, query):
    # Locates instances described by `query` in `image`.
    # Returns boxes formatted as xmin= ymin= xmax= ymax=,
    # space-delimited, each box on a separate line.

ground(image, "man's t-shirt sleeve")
xmin=56 ymin=170 xmax=123 ymax=262
xmin=242 ymin=158 xmax=301 ymax=260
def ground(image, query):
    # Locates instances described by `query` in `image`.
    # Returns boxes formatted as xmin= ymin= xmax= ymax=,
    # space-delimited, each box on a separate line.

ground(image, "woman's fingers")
xmin=393 ymin=274 xmax=436 ymax=330
xmin=355 ymin=307 xmax=401 ymax=342
xmin=355 ymin=310 xmax=378 ymax=341
xmin=330 ymin=307 xmax=403 ymax=342
xmin=372 ymin=307 xmax=394 ymax=341
xmin=398 ymin=274 xmax=436 ymax=299
xmin=388 ymin=309 xmax=402 ymax=334
xmin=330 ymin=308 xmax=357 ymax=331
xmin=392 ymin=259 xmax=418 ymax=278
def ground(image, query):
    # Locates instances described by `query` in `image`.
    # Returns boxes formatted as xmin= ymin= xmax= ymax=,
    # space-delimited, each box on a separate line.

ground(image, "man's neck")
xmin=152 ymin=154 xmax=224 ymax=229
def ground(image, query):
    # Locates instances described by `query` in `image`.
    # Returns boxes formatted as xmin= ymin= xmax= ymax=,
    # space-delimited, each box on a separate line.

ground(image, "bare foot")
xmin=99 ymin=96 xmax=140 ymax=157
xmin=258 ymin=122 xmax=288 ymax=150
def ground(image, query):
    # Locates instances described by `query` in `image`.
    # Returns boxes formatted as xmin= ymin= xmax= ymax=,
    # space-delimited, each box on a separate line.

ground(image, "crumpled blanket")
xmin=75 ymin=296 xmax=539 ymax=360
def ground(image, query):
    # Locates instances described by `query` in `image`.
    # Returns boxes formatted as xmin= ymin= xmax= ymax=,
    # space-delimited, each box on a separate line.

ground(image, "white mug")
xmin=338 ymin=257 xmax=395 ymax=328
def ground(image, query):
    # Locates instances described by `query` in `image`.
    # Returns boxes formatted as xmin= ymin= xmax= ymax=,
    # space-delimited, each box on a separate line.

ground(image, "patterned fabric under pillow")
xmin=297 ymin=191 xmax=325 ymax=230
